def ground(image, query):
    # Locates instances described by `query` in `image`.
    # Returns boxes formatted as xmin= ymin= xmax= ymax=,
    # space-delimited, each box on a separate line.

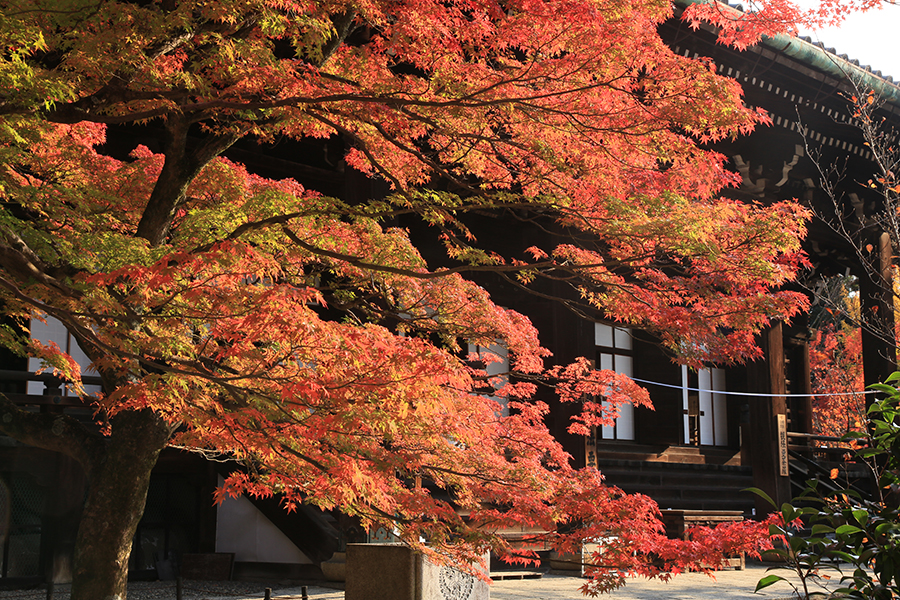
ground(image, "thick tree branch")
xmin=281 ymin=226 xmax=562 ymax=278
xmin=135 ymin=115 xmax=243 ymax=245
xmin=0 ymin=227 xmax=81 ymax=298
xmin=318 ymin=10 xmax=356 ymax=67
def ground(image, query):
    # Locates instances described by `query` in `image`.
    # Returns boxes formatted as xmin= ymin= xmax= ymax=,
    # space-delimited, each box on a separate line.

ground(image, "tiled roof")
xmin=796 ymin=34 xmax=894 ymax=83
xmin=678 ymin=0 xmax=900 ymax=105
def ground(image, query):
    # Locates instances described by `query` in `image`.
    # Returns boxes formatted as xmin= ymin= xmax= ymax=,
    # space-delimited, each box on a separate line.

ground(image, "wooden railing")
xmin=0 ymin=369 xmax=103 ymax=407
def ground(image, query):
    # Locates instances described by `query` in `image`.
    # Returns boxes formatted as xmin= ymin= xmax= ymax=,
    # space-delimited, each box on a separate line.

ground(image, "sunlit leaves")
xmin=0 ymin=120 xmax=780 ymax=586
xmin=0 ymin=0 xmax=812 ymax=370
xmin=0 ymin=0 xmax=809 ymax=588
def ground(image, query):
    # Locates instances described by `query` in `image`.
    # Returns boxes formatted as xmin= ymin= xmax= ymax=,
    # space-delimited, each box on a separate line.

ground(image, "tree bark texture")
xmin=70 ymin=409 xmax=172 ymax=600
xmin=135 ymin=117 xmax=240 ymax=245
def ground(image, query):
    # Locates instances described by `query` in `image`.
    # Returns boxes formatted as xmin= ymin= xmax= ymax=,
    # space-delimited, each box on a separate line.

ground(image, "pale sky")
xmin=794 ymin=1 xmax=900 ymax=80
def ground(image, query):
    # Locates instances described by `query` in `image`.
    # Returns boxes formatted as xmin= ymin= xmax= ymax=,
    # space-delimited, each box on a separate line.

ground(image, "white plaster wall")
xmin=28 ymin=316 xmax=101 ymax=397
xmin=214 ymin=478 xmax=311 ymax=564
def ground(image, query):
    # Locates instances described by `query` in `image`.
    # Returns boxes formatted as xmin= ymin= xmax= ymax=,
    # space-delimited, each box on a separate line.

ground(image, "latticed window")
xmin=27 ymin=317 xmax=101 ymax=397
xmin=0 ymin=474 xmax=45 ymax=579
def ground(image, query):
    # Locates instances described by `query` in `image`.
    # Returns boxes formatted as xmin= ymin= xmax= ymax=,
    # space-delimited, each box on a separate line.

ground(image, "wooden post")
xmin=795 ymin=335 xmax=813 ymax=436
xmin=859 ymin=231 xmax=897 ymax=398
xmin=748 ymin=323 xmax=792 ymax=513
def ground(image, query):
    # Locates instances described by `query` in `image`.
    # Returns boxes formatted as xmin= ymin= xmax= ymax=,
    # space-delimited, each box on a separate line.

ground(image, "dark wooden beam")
xmin=860 ymin=231 xmax=897 ymax=396
xmin=747 ymin=323 xmax=792 ymax=513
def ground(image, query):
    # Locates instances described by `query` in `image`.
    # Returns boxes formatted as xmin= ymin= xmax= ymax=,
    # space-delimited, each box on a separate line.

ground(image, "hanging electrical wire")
xmin=628 ymin=376 xmax=875 ymax=398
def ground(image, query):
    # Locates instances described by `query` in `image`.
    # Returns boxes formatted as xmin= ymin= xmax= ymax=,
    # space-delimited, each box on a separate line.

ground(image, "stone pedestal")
xmin=320 ymin=551 xmax=346 ymax=581
xmin=345 ymin=543 xmax=488 ymax=600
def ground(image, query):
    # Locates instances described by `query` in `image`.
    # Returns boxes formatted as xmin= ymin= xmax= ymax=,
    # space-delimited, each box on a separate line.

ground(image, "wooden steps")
xmin=595 ymin=456 xmax=755 ymax=514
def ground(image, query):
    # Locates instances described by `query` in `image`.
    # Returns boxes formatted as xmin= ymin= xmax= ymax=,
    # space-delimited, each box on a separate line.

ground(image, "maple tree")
xmin=679 ymin=0 xmax=884 ymax=49
xmin=0 ymin=0 xmax=814 ymax=598
xmin=806 ymin=277 xmax=867 ymax=438
xmin=806 ymin=273 xmax=900 ymax=440
xmin=809 ymin=325 xmax=866 ymax=437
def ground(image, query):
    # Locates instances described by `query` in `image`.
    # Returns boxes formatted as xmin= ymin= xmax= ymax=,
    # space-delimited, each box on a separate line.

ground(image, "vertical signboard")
xmin=585 ymin=426 xmax=597 ymax=468
xmin=777 ymin=414 xmax=789 ymax=477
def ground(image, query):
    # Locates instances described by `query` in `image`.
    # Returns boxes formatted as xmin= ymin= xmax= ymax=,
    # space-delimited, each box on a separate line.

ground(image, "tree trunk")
xmin=70 ymin=409 xmax=172 ymax=600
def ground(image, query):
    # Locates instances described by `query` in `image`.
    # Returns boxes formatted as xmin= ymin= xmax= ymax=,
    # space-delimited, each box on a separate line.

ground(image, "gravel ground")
xmin=0 ymin=580 xmax=324 ymax=600
xmin=0 ymin=564 xmax=815 ymax=600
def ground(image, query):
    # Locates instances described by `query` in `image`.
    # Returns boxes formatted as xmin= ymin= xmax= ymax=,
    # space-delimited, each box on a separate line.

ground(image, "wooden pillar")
xmin=748 ymin=323 xmax=791 ymax=514
xmin=198 ymin=461 xmax=219 ymax=553
xmin=788 ymin=323 xmax=813 ymax=436
xmin=859 ymin=231 xmax=897 ymax=396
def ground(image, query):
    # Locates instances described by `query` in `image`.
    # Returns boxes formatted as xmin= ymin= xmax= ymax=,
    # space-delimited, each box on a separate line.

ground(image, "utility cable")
xmin=628 ymin=376 xmax=876 ymax=398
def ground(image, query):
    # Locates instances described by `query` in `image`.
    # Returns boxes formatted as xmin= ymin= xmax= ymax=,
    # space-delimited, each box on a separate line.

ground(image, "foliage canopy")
xmin=0 ymin=0 xmax=814 ymax=597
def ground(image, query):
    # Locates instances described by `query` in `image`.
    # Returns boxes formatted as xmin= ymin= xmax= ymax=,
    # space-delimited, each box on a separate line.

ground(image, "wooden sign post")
xmin=777 ymin=414 xmax=788 ymax=477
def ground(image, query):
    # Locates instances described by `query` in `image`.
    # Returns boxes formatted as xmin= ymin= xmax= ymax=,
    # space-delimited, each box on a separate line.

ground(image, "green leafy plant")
xmin=753 ymin=372 xmax=900 ymax=599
